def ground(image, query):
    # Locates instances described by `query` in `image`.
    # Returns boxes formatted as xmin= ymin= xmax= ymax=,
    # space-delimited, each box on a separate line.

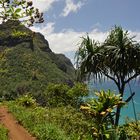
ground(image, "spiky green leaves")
xmin=76 ymin=26 xmax=140 ymax=83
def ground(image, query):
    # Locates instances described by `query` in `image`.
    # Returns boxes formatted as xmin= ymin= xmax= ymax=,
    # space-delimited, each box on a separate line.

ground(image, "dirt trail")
xmin=0 ymin=106 xmax=36 ymax=140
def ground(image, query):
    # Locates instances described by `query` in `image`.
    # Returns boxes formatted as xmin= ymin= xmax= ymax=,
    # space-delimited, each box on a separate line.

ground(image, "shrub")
xmin=45 ymin=105 xmax=92 ymax=139
xmin=67 ymin=82 xmax=88 ymax=106
xmin=45 ymin=83 xmax=89 ymax=107
xmin=16 ymin=94 xmax=37 ymax=107
xmin=45 ymin=83 xmax=70 ymax=107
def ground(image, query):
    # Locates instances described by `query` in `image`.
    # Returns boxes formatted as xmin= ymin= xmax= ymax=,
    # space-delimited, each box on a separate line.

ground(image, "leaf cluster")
xmin=0 ymin=0 xmax=44 ymax=26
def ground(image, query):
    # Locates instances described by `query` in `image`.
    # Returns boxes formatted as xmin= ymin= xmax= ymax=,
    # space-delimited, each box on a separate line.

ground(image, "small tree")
xmin=76 ymin=26 xmax=140 ymax=126
xmin=0 ymin=0 xmax=44 ymax=26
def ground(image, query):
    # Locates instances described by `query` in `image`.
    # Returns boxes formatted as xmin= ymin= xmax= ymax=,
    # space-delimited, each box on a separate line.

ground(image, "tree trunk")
xmin=115 ymin=84 xmax=125 ymax=126
xmin=115 ymin=105 xmax=121 ymax=126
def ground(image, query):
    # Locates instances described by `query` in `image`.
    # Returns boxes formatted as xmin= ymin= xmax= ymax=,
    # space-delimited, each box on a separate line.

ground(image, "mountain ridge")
xmin=0 ymin=20 xmax=75 ymax=100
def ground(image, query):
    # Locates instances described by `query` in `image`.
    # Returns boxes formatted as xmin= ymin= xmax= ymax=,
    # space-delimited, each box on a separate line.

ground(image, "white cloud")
xmin=61 ymin=0 xmax=86 ymax=17
xmin=30 ymin=23 xmax=108 ymax=53
xmin=47 ymin=29 xmax=107 ymax=53
xmin=129 ymin=31 xmax=140 ymax=43
xmin=30 ymin=24 xmax=140 ymax=63
xmin=32 ymin=0 xmax=58 ymax=12
xmin=30 ymin=22 xmax=55 ymax=34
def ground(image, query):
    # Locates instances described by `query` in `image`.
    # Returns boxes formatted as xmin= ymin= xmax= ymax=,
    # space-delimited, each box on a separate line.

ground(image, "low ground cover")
xmin=0 ymin=124 xmax=8 ymax=140
xmin=7 ymin=96 xmax=92 ymax=140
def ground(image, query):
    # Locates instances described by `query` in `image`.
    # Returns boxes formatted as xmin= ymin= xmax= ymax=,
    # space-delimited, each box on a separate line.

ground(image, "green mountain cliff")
xmin=0 ymin=20 xmax=75 ymax=100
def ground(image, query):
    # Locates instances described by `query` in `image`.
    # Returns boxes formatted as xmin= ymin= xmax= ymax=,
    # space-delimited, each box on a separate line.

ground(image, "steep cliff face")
xmin=0 ymin=20 xmax=75 ymax=99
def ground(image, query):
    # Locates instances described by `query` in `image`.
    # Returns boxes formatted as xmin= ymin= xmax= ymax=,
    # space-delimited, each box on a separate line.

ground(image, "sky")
xmin=30 ymin=0 xmax=140 ymax=64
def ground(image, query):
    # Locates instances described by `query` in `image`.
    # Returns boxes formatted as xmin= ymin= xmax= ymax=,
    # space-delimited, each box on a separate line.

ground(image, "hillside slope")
xmin=0 ymin=20 xmax=75 ymax=100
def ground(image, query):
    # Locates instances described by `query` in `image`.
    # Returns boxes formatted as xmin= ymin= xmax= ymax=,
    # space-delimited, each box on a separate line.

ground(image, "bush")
xmin=16 ymin=94 xmax=37 ymax=107
xmin=45 ymin=105 xmax=92 ymax=139
xmin=67 ymin=82 xmax=88 ymax=106
xmin=45 ymin=83 xmax=89 ymax=107
xmin=45 ymin=83 xmax=70 ymax=107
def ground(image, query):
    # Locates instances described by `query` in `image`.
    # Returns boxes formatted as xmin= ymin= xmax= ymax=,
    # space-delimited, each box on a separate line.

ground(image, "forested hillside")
xmin=0 ymin=20 xmax=75 ymax=101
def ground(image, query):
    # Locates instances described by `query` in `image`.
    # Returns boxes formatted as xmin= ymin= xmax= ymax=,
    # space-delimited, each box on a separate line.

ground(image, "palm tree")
xmin=75 ymin=26 xmax=140 ymax=126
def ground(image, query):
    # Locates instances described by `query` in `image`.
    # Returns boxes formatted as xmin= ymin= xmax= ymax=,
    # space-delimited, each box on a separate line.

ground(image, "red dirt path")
xmin=0 ymin=106 xmax=36 ymax=140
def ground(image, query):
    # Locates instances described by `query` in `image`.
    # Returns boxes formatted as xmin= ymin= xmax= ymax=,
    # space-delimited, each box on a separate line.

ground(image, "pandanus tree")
xmin=75 ymin=26 xmax=140 ymax=126
xmin=0 ymin=0 xmax=44 ymax=26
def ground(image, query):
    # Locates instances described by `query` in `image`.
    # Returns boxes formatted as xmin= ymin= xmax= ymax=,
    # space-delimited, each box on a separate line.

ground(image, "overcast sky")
xmin=30 ymin=0 xmax=140 ymax=64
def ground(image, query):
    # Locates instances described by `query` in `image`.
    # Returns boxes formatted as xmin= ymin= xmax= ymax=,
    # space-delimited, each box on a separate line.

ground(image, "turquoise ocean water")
xmin=88 ymin=80 xmax=140 ymax=124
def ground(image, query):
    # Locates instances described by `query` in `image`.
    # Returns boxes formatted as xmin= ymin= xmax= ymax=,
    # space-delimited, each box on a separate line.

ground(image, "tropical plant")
xmin=75 ymin=26 xmax=140 ymax=126
xmin=80 ymin=90 xmax=125 ymax=140
xmin=0 ymin=0 xmax=44 ymax=26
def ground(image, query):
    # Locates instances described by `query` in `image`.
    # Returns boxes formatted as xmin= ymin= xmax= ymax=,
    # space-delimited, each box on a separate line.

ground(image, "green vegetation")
xmin=0 ymin=0 xmax=43 ymax=26
xmin=7 ymin=95 xmax=92 ymax=140
xmin=81 ymin=90 xmax=125 ymax=139
xmin=16 ymin=94 xmax=37 ymax=107
xmin=11 ymin=29 xmax=29 ymax=39
xmin=75 ymin=26 xmax=140 ymax=125
xmin=121 ymin=119 xmax=140 ymax=139
xmin=5 ymin=90 xmax=140 ymax=140
xmin=0 ymin=16 xmax=139 ymax=139
xmin=0 ymin=21 xmax=75 ymax=102
xmin=0 ymin=124 xmax=8 ymax=140
xmin=45 ymin=83 xmax=88 ymax=107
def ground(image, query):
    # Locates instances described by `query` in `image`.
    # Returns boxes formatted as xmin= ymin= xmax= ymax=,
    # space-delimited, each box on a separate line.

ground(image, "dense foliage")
xmin=0 ymin=124 xmax=8 ymax=140
xmin=0 ymin=0 xmax=43 ymax=26
xmin=45 ymin=83 xmax=88 ymax=107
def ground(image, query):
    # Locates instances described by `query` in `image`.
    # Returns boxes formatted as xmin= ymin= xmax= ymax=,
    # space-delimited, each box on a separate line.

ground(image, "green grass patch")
xmin=0 ymin=124 xmax=8 ymax=140
xmin=7 ymin=100 xmax=92 ymax=140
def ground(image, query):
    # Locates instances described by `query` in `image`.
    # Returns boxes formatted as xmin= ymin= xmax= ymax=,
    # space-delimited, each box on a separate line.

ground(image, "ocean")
xmin=88 ymin=80 xmax=140 ymax=124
